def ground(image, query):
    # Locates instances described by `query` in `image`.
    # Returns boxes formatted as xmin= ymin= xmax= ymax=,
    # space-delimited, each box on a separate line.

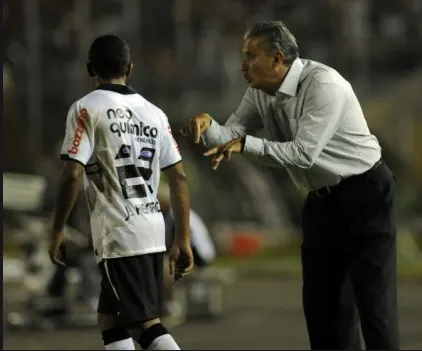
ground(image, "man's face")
xmin=241 ymin=37 xmax=280 ymax=91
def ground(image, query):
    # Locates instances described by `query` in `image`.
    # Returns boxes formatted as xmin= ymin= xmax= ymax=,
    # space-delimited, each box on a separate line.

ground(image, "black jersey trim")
xmin=161 ymin=160 xmax=183 ymax=171
xmin=60 ymin=154 xmax=86 ymax=167
xmin=96 ymin=84 xmax=137 ymax=95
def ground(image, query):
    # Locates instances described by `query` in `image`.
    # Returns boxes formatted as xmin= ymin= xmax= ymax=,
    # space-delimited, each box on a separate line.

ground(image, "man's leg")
xmin=302 ymin=194 xmax=361 ymax=350
xmin=98 ymin=313 xmax=135 ymax=350
xmin=104 ymin=254 xmax=181 ymax=350
xmin=349 ymin=165 xmax=400 ymax=350
xmin=128 ymin=318 xmax=180 ymax=350
xmin=350 ymin=234 xmax=399 ymax=350
xmin=301 ymin=244 xmax=361 ymax=350
xmin=97 ymin=262 xmax=135 ymax=350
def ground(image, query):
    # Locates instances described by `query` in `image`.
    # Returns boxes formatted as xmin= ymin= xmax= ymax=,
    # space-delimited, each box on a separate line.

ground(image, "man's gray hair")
xmin=245 ymin=21 xmax=299 ymax=65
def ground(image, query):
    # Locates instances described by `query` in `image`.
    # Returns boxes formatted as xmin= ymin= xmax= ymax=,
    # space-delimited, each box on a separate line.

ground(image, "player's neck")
xmin=96 ymin=77 xmax=127 ymax=86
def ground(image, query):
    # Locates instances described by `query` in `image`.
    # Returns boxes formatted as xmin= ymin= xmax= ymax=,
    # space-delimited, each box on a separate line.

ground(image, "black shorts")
xmin=97 ymin=253 xmax=164 ymax=327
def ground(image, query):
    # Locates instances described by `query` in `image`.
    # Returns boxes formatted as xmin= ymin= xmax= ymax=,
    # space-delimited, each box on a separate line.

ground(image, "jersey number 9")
xmin=115 ymin=146 xmax=156 ymax=199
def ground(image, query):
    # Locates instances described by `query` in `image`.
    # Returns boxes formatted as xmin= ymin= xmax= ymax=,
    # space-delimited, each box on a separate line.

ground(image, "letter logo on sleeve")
xmin=68 ymin=108 xmax=89 ymax=155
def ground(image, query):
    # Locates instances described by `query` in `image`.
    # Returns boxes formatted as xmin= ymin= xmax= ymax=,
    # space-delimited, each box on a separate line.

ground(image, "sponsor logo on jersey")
xmin=124 ymin=202 xmax=161 ymax=221
xmin=140 ymin=150 xmax=153 ymax=158
xmin=115 ymin=144 xmax=132 ymax=159
xmin=68 ymin=108 xmax=88 ymax=155
xmin=107 ymin=108 xmax=158 ymax=145
xmin=110 ymin=122 xmax=158 ymax=144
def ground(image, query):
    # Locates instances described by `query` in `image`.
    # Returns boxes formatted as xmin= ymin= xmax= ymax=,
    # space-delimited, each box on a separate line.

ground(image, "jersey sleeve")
xmin=159 ymin=113 xmax=182 ymax=170
xmin=60 ymin=102 xmax=95 ymax=166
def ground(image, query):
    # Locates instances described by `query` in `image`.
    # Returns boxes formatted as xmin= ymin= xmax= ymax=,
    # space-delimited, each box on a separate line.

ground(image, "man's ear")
xmin=126 ymin=63 xmax=133 ymax=77
xmin=273 ymin=52 xmax=284 ymax=68
xmin=86 ymin=63 xmax=96 ymax=77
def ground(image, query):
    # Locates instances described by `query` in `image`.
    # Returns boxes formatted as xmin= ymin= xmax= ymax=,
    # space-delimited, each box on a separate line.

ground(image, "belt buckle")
xmin=315 ymin=186 xmax=331 ymax=197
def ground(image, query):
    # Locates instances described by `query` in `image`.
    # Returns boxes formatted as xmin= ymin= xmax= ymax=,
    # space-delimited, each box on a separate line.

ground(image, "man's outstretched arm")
xmin=181 ymin=88 xmax=263 ymax=147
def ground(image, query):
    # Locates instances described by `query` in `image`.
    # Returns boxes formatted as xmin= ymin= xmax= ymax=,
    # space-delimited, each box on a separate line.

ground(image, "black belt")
xmin=313 ymin=159 xmax=384 ymax=197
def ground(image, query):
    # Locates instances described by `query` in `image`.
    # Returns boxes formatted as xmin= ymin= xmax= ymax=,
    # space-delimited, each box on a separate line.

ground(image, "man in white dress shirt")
xmin=181 ymin=21 xmax=399 ymax=350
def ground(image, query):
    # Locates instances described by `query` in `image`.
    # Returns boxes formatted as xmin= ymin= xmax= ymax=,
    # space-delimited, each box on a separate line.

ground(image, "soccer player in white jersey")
xmin=48 ymin=34 xmax=193 ymax=351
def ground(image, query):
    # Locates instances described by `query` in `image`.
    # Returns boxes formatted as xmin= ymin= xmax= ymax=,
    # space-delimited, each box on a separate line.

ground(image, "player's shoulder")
xmin=141 ymin=95 xmax=168 ymax=119
xmin=73 ymin=89 xmax=120 ymax=109
xmin=67 ymin=90 xmax=106 ymax=115
xmin=140 ymin=95 xmax=170 ymax=128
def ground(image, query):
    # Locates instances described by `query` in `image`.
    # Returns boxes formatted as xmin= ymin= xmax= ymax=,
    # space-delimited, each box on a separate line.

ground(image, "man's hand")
xmin=169 ymin=242 xmax=194 ymax=281
xmin=180 ymin=113 xmax=212 ymax=143
xmin=204 ymin=137 xmax=245 ymax=170
xmin=49 ymin=231 xmax=66 ymax=267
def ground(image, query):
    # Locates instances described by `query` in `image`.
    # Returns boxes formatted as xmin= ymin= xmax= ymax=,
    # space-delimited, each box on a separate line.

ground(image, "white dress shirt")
xmin=202 ymin=58 xmax=381 ymax=190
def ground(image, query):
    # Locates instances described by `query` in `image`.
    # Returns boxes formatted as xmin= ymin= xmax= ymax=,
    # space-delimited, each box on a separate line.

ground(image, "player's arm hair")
xmin=163 ymin=162 xmax=190 ymax=245
xmin=52 ymin=161 xmax=84 ymax=234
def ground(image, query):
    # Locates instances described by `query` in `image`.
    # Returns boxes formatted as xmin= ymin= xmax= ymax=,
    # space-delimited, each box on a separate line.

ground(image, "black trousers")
xmin=301 ymin=163 xmax=400 ymax=350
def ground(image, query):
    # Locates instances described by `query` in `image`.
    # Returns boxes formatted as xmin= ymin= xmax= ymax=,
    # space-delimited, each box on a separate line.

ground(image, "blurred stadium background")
xmin=3 ymin=0 xmax=422 ymax=349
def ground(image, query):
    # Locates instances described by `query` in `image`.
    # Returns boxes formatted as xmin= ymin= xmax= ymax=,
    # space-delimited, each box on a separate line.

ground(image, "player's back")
xmin=61 ymin=84 xmax=182 ymax=262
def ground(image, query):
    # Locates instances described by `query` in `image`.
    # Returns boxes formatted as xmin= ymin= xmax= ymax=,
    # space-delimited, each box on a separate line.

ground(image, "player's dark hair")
xmin=245 ymin=21 xmax=299 ymax=65
xmin=88 ymin=34 xmax=131 ymax=79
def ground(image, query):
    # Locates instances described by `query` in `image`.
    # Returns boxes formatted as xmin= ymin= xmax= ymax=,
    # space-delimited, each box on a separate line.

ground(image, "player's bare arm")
xmin=49 ymin=160 xmax=84 ymax=266
xmin=163 ymin=162 xmax=193 ymax=281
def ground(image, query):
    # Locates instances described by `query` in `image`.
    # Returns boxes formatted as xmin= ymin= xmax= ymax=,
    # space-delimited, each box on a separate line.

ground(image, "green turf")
xmin=214 ymin=243 xmax=422 ymax=279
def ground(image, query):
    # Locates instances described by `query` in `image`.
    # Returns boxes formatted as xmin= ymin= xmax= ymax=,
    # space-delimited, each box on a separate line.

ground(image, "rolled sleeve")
xmin=243 ymin=81 xmax=348 ymax=169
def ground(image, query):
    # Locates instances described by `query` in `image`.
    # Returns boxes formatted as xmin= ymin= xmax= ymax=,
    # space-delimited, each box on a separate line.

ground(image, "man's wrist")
xmin=174 ymin=235 xmax=190 ymax=246
xmin=242 ymin=135 xmax=264 ymax=156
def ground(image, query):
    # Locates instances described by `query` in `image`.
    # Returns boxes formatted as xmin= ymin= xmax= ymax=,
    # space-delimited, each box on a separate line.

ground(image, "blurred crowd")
xmin=3 ymin=0 xmax=422 ymax=332
xmin=3 ymin=0 xmax=422 ymax=227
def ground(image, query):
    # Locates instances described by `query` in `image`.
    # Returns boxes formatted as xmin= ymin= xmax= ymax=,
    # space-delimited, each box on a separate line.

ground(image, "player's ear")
xmin=86 ymin=62 xmax=96 ymax=77
xmin=126 ymin=63 xmax=133 ymax=78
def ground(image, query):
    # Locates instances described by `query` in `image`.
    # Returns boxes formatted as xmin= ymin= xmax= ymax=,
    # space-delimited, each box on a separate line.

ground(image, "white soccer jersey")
xmin=60 ymin=84 xmax=182 ymax=263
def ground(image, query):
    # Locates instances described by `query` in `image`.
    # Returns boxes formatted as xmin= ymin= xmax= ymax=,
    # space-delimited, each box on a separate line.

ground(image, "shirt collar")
xmin=96 ymin=84 xmax=137 ymax=95
xmin=277 ymin=58 xmax=303 ymax=97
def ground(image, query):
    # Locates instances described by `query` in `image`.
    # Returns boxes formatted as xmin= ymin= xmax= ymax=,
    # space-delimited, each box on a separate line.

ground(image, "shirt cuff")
xmin=243 ymin=135 xmax=264 ymax=156
xmin=201 ymin=118 xmax=220 ymax=142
